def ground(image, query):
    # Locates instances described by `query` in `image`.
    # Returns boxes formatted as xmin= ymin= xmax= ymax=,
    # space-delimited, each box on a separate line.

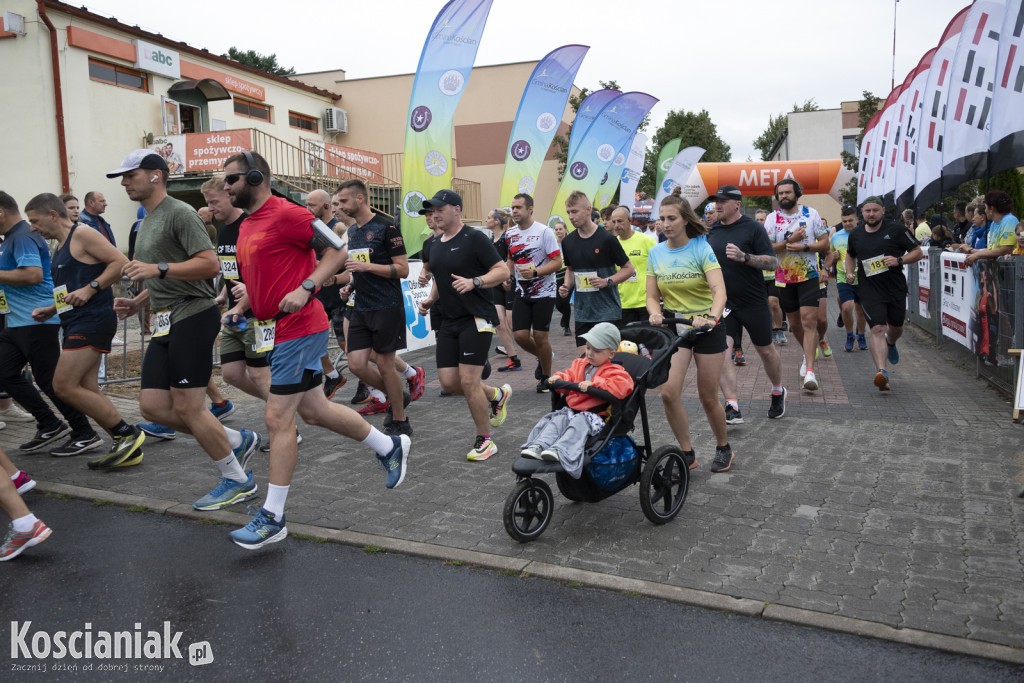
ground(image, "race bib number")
xmin=253 ymin=319 xmax=276 ymax=353
xmin=575 ymin=271 xmax=598 ymax=293
xmin=53 ymin=285 xmax=73 ymax=314
xmin=350 ymin=248 xmax=371 ymax=264
xmin=152 ymin=309 xmax=171 ymax=338
xmin=474 ymin=317 xmax=496 ymax=334
xmin=218 ymin=255 xmax=239 ymax=280
xmin=863 ymin=255 xmax=888 ymax=277
xmin=0 ymin=289 xmax=9 ymax=315
xmin=625 ymin=271 xmax=638 ymax=283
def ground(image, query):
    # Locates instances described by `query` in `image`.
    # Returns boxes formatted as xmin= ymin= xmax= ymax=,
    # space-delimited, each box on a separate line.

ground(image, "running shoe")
xmin=350 ymin=382 xmax=371 ymax=405
xmin=887 ymin=342 xmax=900 ymax=365
xmin=495 ymin=345 xmax=508 ymax=356
xmin=108 ymin=450 xmax=143 ymax=468
xmin=535 ymin=362 xmax=543 ymax=380
xmin=773 ymin=329 xmax=787 ymax=345
xmin=407 ymin=366 xmax=426 ymax=401
xmin=19 ymin=423 xmax=70 ymax=452
xmin=13 ymin=471 xmax=35 ymax=494
xmin=536 ymin=377 xmax=550 ymax=394
xmin=383 ymin=419 xmax=413 ymax=437
xmin=498 ymin=358 xmax=522 ymax=372
xmin=192 ymin=472 xmax=258 ymax=510
xmin=725 ymin=405 xmax=744 ymax=425
xmin=799 ymin=356 xmax=807 ymax=379
xmin=358 ymin=397 xmax=389 ymax=416
xmin=0 ymin=404 xmax=33 ymax=422
xmin=229 ymin=506 xmax=288 ymax=550
xmin=682 ymin=450 xmax=699 ymax=470
xmin=803 ymin=370 xmax=819 ymax=391
xmin=563 ymin=327 xmax=572 ymax=337
xmin=845 ymin=333 xmax=855 ymax=352
xmin=323 ymin=373 xmax=347 ymax=400
xmin=857 ymin=333 xmax=867 ymax=350
xmin=819 ymin=339 xmax=832 ymax=357
xmin=539 ymin=446 xmax=560 ymax=462
xmin=0 ymin=521 xmax=51 ymax=561
xmin=233 ymin=429 xmax=261 ymax=472
xmin=489 ymin=384 xmax=512 ymax=427
xmin=138 ymin=422 xmax=176 ymax=440
xmin=259 ymin=429 xmax=301 ymax=452
xmin=710 ymin=446 xmax=734 ymax=473
xmin=767 ymin=387 xmax=787 ymax=419
xmin=835 ymin=312 xmax=844 ymax=327
xmin=874 ymin=370 xmax=891 ymax=391
xmin=733 ymin=348 xmax=746 ymax=366
xmin=468 ymin=435 xmax=498 ymax=462
xmin=88 ymin=427 xmax=145 ymax=469
xmin=50 ymin=433 xmax=104 ymax=457
xmin=521 ymin=444 xmax=544 ymax=460
xmin=378 ymin=435 xmax=410 ymax=489
xmin=209 ymin=400 xmax=236 ymax=421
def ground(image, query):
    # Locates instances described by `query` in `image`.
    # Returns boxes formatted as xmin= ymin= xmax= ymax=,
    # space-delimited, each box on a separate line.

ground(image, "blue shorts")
xmin=836 ymin=282 xmax=860 ymax=305
xmin=268 ymin=329 xmax=327 ymax=395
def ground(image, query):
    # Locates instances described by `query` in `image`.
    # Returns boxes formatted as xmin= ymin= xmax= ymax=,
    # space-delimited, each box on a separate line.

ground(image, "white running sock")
xmin=326 ymin=369 xmax=339 ymax=379
xmin=264 ymin=484 xmax=289 ymax=518
xmin=223 ymin=427 xmax=243 ymax=449
xmin=215 ymin=454 xmax=247 ymax=483
xmin=362 ymin=427 xmax=394 ymax=457
xmin=12 ymin=514 xmax=37 ymax=533
xmin=402 ymin=365 xmax=417 ymax=379
xmin=9 ymin=471 xmax=20 ymax=481
xmin=369 ymin=388 xmax=386 ymax=402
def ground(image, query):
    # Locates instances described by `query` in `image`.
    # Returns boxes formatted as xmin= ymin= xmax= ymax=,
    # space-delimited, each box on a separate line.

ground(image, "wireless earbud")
xmin=151 ymin=176 xmax=158 ymax=183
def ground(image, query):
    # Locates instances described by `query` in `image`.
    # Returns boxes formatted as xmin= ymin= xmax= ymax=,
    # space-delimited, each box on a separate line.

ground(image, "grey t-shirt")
xmin=134 ymin=196 xmax=216 ymax=323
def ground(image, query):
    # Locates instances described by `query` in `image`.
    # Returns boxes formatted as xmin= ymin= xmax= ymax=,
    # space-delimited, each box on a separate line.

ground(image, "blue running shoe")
xmin=229 ymin=506 xmax=287 ymax=549
xmin=192 ymin=472 xmax=258 ymax=510
xmin=887 ymin=343 xmax=899 ymax=365
xmin=210 ymin=401 xmax=236 ymax=421
xmin=233 ymin=429 xmax=261 ymax=472
xmin=845 ymin=333 xmax=855 ymax=352
xmin=138 ymin=422 xmax=176 ymax=440
xmin=857 ymin=333 xmax=867 ymax=350
xmin=378 ymin=435 xmax=410 ymax=489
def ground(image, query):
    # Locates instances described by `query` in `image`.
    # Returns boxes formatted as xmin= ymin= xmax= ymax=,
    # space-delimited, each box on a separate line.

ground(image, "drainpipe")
xmin=36 ymin=0 xmax=70 ymax=192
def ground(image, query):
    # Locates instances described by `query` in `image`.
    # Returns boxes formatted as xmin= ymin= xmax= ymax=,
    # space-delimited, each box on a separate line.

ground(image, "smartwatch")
xmin=89 ymin=280 xmax=101 ymax=290
xmin=301 ymin=278 xmax=316 ymax=294
xmin=897 ymin=256 xmax=904 ymax=266
xmin=803 ymin=244 xmax=810 ymax=252
xmin=472 ymin=277 xmax=483 ymax=289
xmin=157 ymin=262 xmax=169 ymax=279
xmin=742 ymin=252 xmax=750 ymax=263
xmin=606 ymin=277 xmax=614 ymax=287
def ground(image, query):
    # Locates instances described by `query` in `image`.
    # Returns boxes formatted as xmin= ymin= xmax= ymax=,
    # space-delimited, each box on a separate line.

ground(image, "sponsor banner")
xmin=894 ymin=48 xmax=936 ymax=210
xmin=651 ymin=146 xmax=705 ymax=220
xmin=972 ymin=259 xmax=1013 ymax=368
xmin=682 ymin=160 xmax=852 ymax=207
xmin=566 ymin=89 xmax=620 ymax=161
xmin=593 ymin=131 xmax=642 ymax=211
xmin=655 ymin=138 xmax=682 ymax=199
xmin=398 ymin=0 xmax=494 ymax=256
xmin=403 ymin=261 xmax=436 ymax=351
xmin=867 ymin=84 xmax=904 ymax=201
xmin=301 ymin=139 xmax=383 ymax=182
xmin=940 ymin=252 xmax=975 ymax=349
xmin=499 ymin=44 xmax=589 ymax=206
xmin=988 ymin=0 xmax=1024 ymax=176
xmin=856 ymin=112 xmax=880 ymax=206
xmin=616 ymin=132 xmax=648 ymax=215
xmin=149 ymin=130 xmax=254 ymax=175
xmin=918 ymin=250 xmax=931 ymax=319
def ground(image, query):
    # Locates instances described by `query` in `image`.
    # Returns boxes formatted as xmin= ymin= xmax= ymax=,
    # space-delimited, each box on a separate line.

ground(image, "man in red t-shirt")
xmin=221 ymin=152 xmax=410 ymax=550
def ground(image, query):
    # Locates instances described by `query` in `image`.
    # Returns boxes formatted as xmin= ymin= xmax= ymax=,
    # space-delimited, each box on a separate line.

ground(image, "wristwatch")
xmin=897 ymin=256 xmax=904 ymax=266
xmin=606 ymin=277 xmax=614 ymax=287
xmin=742 ymin=252 xmax=750 ymax=263
xmin=472 ymin=277 xmax=483 ymax=289
xmin=89 ymin=280 xmax=101 ymax=290
xmin=157 ymin=262 xmax=169 ymax=279
xmin=301 ymin=278 xmax=316 ymax=294
xmin=803 ymin=244 xmax=810 ymax=252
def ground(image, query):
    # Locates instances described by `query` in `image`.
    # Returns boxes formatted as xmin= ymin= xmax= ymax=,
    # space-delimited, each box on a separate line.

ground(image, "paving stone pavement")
xmin=4 ymin=296 xmax=1023 ymax=650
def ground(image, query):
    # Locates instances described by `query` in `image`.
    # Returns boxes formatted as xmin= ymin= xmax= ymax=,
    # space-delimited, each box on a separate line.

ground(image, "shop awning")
xmin=167 ymin=78 xmax=231 ymax=101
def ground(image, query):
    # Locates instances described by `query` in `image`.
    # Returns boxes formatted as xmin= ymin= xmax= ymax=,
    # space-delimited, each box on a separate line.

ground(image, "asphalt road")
xmin=2 ymin=496 xmax=1021 ymax=682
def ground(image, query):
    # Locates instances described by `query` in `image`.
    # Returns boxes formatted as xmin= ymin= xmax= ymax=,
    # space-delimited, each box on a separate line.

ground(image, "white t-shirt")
xmin=503 ymin=221 xmax=561 ymax=298
xmin=764 ymin=205 xmax=828 ymax=284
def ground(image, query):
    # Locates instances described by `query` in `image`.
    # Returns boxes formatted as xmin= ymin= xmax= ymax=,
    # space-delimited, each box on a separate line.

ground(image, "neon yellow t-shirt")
xmin=616 ymin=230 xmax=656 ymax=309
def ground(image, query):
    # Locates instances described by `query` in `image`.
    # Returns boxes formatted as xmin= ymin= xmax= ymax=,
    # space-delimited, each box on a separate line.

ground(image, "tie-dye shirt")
xmin=647 ymin=235 xmax=720 ymax=315
xmin=765 ymin=205 xmax=828 ymax=284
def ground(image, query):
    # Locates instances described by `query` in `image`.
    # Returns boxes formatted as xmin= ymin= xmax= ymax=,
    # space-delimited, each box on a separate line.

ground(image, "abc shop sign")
xmin=134 ymin=40 xmax=180 ymax=79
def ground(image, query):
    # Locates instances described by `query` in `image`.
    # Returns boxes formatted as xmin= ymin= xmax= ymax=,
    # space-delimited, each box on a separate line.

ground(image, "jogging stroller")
xmin=502 ymin=318 xmax=711 ymax=542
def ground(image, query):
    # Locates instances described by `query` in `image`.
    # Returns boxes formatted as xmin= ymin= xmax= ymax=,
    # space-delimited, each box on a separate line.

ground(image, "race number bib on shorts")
xmin=153 ymin=309 xmax=172 ymax=338
xmin=575 ymin=271 xmax=598 ymax=293
xmin=350 ymin=248 xmax=371 ymax=264
xmin=253 ymin=319 xmax=276 ymax=353
xmin=0 ymin=289 xmax=10 ymax=315
xmin=862 ymin=255 xmax=888 ymax=277
xmin=474 ymin=317 xmax=496 ymax=334
xmin=218 ymin=255 xmax=239 ymax=280
xmin=53 ymin=285 xmax=73 ymax=314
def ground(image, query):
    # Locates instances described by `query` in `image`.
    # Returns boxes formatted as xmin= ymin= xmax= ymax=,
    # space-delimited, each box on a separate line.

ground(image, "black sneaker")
xmin=767 ymin=387 xmax=787 ymax=419
xmin=350 ymin=382 xmax=371 ymax=405
xmin=323 ymin=373 xmax=346 ymax=400
xmin=725 ymin=405 xmax=744 ymax=425
xmin=50 ymin=433 xmax=104 ymax=457
xmin=534 ymin=362 xmax=543 ymax=380
xmin=383 ymin=391 xmax=412 ymax=428
xmin=710 ymin=445 xmax=734 ymax=473
xmin=682 ymin=450 xmax=698 ymax=470
xmin=384 ymin=419 xmax=413 ymax=437
xmin=19 ymin=423 xmax=71 ymax=452
xmin=562 ymin=327 xmax=572 ymax=337
xmin=536 ymin=377 xmax=550 ymax=393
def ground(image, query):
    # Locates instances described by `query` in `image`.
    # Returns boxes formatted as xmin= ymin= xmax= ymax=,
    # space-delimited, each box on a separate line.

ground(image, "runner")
xmin=416 ymin=191 xmax=511 ymax=461
xmin=485 ymin=207 xmax=520 ymax=372
xmin=646 ymin=189 xmax=732 ymax=473
xmin=552 ymin=221 xmax=573 ymax=337
xmin=23 ymin=193 xmax=145 ymax=469
xmin=220 ymin=151 xmax=410 ymax=549
xmin=844 ymin=196 xmax=923 ymax=391
xmin=824 ymin=205 xmax=867 ymax=351
xmin=608 ymin=206 xmax=655 ymax=325
xmin=0 ymin=444 xmax=51 ymax=561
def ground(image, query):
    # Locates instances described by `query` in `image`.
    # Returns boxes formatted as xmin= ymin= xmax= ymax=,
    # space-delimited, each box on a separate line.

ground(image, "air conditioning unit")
xmin=324 ymin=107 xmax=348 ymax=134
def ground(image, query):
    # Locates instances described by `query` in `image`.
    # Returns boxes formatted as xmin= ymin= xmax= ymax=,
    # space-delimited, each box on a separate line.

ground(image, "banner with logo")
xmin=940 ymin=252 xmax=975 ymax=349
xmin=894 ymin=48 xmax=937 ymax=210
xmin=655 ymin=137 xmax=682 ymax=200
xmin=593 ymin=131 xmax=642 ymax=211
xmin=651 ymin=146 xmax=706 ymax=220
xmin=867 ymin=85 xmax=903 ymax=202
xmin=856 ymin=113 xmax=880 ymax=205
xmin=302 ymin=140 xmax=384 ymax=183
xmin=883 ymin=70 xmax=915 ymax=201
xmin=683 ymin=159 xmax=852 ymax=207
xmin=989 ymin=0 xmax=1024 ymax=176
xmin=498 ymin=44 xmax=589 ymax=206
xmin=617 ymin=132 xmax=648 ymax=214
xmin=403 ymin=261 xmax=436 ymax=351
xmin=149 ymin=129 xmax=253 ymax=175
xmin=398 ymin=0 xmax=493 ymax=256
xmin=566 ymin=89 xmax=620 ymax=161
xmin=972 ymin=259 xmax=1013 ymax=367
xmin=941 ymin=0 xmax=1006 ymax=194
xmin=876 ymin=82 xmax=908 ymax=202
xmin=918 ymin=251 xmax=931 ymax=318
xmin=546 ymin=91 xmax=658 ymax=228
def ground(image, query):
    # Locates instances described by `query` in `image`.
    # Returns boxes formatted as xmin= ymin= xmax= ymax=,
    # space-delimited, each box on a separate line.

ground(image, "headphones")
xmin=242 ymin=151 xmax=265 ymax=186
xmin=774 ymin=178 xmax=802 ymax=200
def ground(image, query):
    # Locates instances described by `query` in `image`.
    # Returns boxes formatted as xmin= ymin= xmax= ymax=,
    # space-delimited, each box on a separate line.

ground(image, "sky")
xmin=83 ymin=0 xmax=971 ymax=160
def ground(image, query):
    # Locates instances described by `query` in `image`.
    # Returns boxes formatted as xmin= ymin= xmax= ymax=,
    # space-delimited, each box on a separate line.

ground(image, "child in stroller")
xmin=520 ymin=322 xmax=633 ymax=477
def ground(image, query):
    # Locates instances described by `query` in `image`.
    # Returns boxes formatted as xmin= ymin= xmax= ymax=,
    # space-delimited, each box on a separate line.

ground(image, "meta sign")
xmin=135 ymin=39 xmax=180 ymax=79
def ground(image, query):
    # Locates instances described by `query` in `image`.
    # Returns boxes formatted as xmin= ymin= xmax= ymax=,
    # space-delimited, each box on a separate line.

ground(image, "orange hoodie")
xmin=550 ymin=357 xmax=635 ymax=413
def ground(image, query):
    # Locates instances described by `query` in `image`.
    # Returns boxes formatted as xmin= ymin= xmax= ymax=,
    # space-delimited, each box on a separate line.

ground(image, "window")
xmin=842 ymin=136 xmax=858 ymax=157
xmin=234 ymin=98 xmax=271 ymax=122
xmin=88 ymin=58 xmax=148 ymax=92
xmin=289 ymin=111 xmax=319 ymax=133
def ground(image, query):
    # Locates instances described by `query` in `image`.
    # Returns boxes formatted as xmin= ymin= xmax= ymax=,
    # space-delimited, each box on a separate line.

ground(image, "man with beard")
xmin=845 ymin=196 xmax=922 ymax=391
xmin=607 ymin=205 xmax=653 ymax=325
xmin=704 ymin=185 xmax=787 ymax=422
xmin=220 ymin=151 xmax=409 ymax=549
xmin=306 ymin=189 xmax=348 ymax=399
xmin=764 ymin=179 xmax=829 ymax=391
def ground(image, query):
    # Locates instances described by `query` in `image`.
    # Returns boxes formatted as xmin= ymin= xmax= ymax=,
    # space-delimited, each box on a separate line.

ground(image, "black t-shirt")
xmin=347 ymin=215 xmax=406 ymax=311
xmin=846 ymin=219 xmax=919 ymax=300
xmin=315 ymin=217 xmax=344 ymax=312
xmin=560 ymin=227 xmax=630 ymax=323
xmin=429 ymin=225 xmax=501 ymax=324
xmin=705 ymin=214 xmax=774 ymax=309
xmin=216 ymin=212 xmax=249 ymax=315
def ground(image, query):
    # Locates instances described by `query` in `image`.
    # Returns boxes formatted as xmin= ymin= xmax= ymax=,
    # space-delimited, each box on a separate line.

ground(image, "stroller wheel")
xmin=503 ymin=478 xmax=554 ymax=542
xmin=640 ymin=446 xmax=689 ymax=524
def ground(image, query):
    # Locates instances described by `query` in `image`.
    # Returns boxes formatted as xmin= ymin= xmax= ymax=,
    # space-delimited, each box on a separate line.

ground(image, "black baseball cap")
xmin=106 ymin=149 xmax=170 ymax=178
xmin=419 ymin=189 xmax=463 ymax=214
xmin=710 ymin=185 xmax=742 ymax=201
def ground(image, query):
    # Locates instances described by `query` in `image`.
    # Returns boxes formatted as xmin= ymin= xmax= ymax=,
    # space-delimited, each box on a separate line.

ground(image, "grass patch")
xmin=496 ymin=569 xmax=520 ymax=577
xmin=196 ymin=518 xmax=227 ymax=526
xmin=443 ymin=559 xmax=463 ymax=566
xmin=127 ymin=505 xmax=150 ymax=513
xmin=292 ymin=533 xmax=328 ymax=543
xmin=44 ymin=492 xmax=70 ymax=500
xmin=363 ymin=545 xmax=385 ymax=554
xmin=92 ymin=499 xmax=113 ymax=507
xmin=620 ymin=590 xmax=643 ymax=598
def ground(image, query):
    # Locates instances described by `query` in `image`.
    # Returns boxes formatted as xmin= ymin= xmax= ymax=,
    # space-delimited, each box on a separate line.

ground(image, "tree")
xmin=752 ymin=99 xmax=820 ymax=161
xmin=638 ymin=109 xmax=731 ymax=197
xmin=838 ymin=91 xmax=882 ymax=206
xmin=226 ymin=47 xmax=296 ymax=76
xmin=985 ymin=168 xmax=1024 ymax=217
